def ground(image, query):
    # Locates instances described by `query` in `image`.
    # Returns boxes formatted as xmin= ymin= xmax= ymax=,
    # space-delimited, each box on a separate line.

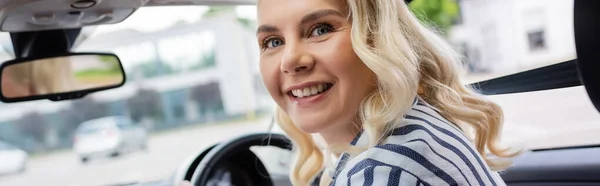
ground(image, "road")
xmin=0 ymin=86 xmax=599 ymax=186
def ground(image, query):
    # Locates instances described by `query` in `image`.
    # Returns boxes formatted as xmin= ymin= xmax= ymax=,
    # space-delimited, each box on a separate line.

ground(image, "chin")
xmin=291 ymin=117 xmax=327 ymax=134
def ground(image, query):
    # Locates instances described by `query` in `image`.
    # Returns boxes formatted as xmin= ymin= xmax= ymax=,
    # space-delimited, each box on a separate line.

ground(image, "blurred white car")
xmin=73 ymin=116 xmax=148 ymax=163
xmin=0 ymin=141 xmax=27 ymax=175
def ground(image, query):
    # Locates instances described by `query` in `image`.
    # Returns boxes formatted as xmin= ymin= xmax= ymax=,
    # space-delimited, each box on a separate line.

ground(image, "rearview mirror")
xmin=0 ymin=53 xmax=126 ymax=103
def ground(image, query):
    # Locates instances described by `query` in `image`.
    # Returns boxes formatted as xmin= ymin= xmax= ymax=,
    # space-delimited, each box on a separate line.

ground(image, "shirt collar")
xmin=349 ymin=96 xmax=420 ymax=147
xmin=328 ymin=96 xmax=420 ymax=179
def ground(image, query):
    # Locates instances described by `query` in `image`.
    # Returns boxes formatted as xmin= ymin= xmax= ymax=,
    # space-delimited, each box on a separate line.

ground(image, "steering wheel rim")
xmin=190 ymin=132 xmax=293 ymax=186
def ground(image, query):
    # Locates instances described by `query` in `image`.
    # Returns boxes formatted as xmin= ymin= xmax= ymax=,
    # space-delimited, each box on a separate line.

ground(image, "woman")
xmin=256 ymin=0 xmax=520 ymax=186
xmin=1 ymin=57 xmax=80 ymax=98
xmin=1 ymin=64 xmax=33 ymax=98
xmin=29 ymin=57 xmax=81 ymax=95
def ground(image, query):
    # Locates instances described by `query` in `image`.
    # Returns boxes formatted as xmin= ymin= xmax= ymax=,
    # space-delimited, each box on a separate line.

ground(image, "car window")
xmin=77 ymin=121 xmax=112 ymax=134
xmin=446 ymin=0 xmax=599 ymax=150
xmin=115 ymin=117 xmax=134 ymax=129
xmin=77 ymin=126 xmax=104 ymax=135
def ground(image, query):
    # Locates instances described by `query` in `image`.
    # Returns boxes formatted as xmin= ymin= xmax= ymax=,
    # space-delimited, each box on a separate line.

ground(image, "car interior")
xmin=0 ymin=0 xmax=597 ymax=186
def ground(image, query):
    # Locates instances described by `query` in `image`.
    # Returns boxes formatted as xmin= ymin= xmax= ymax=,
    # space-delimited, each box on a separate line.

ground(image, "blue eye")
xmin=310 ymin=24 xmax=333 ymax=37
xmin=265 ymin=38 xmax=284 ymax=48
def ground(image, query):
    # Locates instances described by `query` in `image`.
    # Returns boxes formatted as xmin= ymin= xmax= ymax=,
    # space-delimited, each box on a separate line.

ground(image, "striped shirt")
xmin=329 ymin=97 xmax=506 ymax=186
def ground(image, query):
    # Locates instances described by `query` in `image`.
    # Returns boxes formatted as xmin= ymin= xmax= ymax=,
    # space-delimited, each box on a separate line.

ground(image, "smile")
xmin=288 ymin=83 xmax=333 ymax=98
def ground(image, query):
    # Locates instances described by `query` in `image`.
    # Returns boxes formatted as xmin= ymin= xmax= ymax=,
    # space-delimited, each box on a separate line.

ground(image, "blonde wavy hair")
xmin=269 ymin=0 xmax=521 ymax=185
xmin=6 ymin=57 xmax=79 ymax=95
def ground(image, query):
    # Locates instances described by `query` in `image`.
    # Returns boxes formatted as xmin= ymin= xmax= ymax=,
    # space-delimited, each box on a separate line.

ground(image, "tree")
xmin=99 ymin=55 xmax=121 ymax=72
xmin=236 ymin=17 xmax=256 ymax=30
xmin=202 ymin=6 xmax=236 ymax=18
xmin=127 ymin=88 xmax=163 ymax=122
xmin=16 ymin=112 xmax=47 ymax=143
xmin=409 ymin=0 xmax=460 ymax=35
xmin=202 ymin=6 xmax=255 ymax=30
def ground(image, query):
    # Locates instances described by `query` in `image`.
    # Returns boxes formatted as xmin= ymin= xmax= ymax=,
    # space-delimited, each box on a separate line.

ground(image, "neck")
xmin=318 ymin=119 xmax=361 ymax=148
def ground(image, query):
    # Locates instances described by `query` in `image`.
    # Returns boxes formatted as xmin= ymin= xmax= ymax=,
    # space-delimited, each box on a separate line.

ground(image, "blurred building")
xmin=449 ymin=0 xmax=576 ymax=74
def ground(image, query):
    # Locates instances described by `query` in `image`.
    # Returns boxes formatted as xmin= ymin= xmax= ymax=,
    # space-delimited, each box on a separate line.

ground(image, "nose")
xmin=280 ymin=42 xmax=315 ymax=74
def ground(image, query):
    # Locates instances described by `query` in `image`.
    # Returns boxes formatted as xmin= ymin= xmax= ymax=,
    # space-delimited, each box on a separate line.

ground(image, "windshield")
xmin=0 ymin=1 xmax=598 ymax=186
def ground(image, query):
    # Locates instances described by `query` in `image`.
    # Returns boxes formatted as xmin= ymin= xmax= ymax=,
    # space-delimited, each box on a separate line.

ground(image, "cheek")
xmin=259 ymin=59 xmax=283 ymax=100
xmin=317 ymin=36 xmax=377 ymax=94
xmin=318 ymin=36 xmax=369 ymax=79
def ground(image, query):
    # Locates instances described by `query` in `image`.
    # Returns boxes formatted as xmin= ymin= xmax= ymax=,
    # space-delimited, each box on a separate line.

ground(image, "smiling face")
xmin=257 ymin=0 xmax=377 ymax=138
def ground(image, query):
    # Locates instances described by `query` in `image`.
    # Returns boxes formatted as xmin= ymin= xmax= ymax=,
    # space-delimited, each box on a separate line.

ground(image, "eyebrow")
xmin=256 ymin=25 xmax=279 ymax=35
xmin=256 ymin=9 xmax=343 ymax=35
xmin=300 ymin=9 xmax=343 ymax=25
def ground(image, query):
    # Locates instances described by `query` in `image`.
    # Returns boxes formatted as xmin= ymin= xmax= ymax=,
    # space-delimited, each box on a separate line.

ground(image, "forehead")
xmin=257 ymin=0 xmax=347 ymax=24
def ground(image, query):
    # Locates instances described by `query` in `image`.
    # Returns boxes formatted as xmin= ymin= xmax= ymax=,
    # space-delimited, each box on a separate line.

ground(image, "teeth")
xmin=303 ymin=88 xmax=311 ymax=96
xmin=295 ymin=89 xmax=305 ymax=98
xmin=311 ymin=86 xmax=318 ymax=95
xmin=291 ymin=84 xmax=330 ymax=98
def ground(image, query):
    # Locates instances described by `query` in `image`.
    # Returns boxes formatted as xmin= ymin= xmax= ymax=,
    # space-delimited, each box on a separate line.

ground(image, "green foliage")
xmin=409 ymin=0 xmax=460 ymax=35
xmin=190 ymin=49 xmax=216 ymax=70
xmin=236 ymin=18 xmax=256 ymax=29
xmin=74 ymin=69 xmax=122 ymax=79
xmin=98 ymin=55 xmax=122 ymax=71
xmin=75 ymin=56 xmax=124 ymax=82
xmin=202 ymin=6 xmax=255 ymax=30
xmin=202 ymin=6 xmax=236 ymax=17
xmin=99 ymin=55 xmax=118 ymax=63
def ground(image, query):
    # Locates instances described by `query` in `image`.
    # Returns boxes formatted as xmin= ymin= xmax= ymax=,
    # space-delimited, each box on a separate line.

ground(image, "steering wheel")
xmin=190 ymin=133 xmax=293 ymax=186
xmin=203 ymin=150 xmax=263 ymax=186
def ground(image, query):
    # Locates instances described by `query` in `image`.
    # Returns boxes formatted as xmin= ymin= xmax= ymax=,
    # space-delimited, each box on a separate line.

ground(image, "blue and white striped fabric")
xmin=329 ymin=97 xmax=506 ymax=186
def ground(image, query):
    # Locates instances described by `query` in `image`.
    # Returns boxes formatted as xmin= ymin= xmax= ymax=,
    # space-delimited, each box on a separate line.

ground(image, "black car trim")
xmin=469 ymin=60 xmax=581 ymax=95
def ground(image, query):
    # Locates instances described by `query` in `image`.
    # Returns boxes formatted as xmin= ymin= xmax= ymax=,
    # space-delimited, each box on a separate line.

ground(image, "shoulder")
xmin=335 ymin=136 xmax=504 ymax=186
xmin=334 ymin=140 xmax=459 ymax=186
xmin=333 ymin=99 xmax=506 ymax=186
xmin=331 ymin=147 xmax=422 ymax=185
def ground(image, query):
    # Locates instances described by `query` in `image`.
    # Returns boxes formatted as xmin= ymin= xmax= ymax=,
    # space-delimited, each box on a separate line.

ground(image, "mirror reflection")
xmin=1 ymin=54 xmax=124 ymax=99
